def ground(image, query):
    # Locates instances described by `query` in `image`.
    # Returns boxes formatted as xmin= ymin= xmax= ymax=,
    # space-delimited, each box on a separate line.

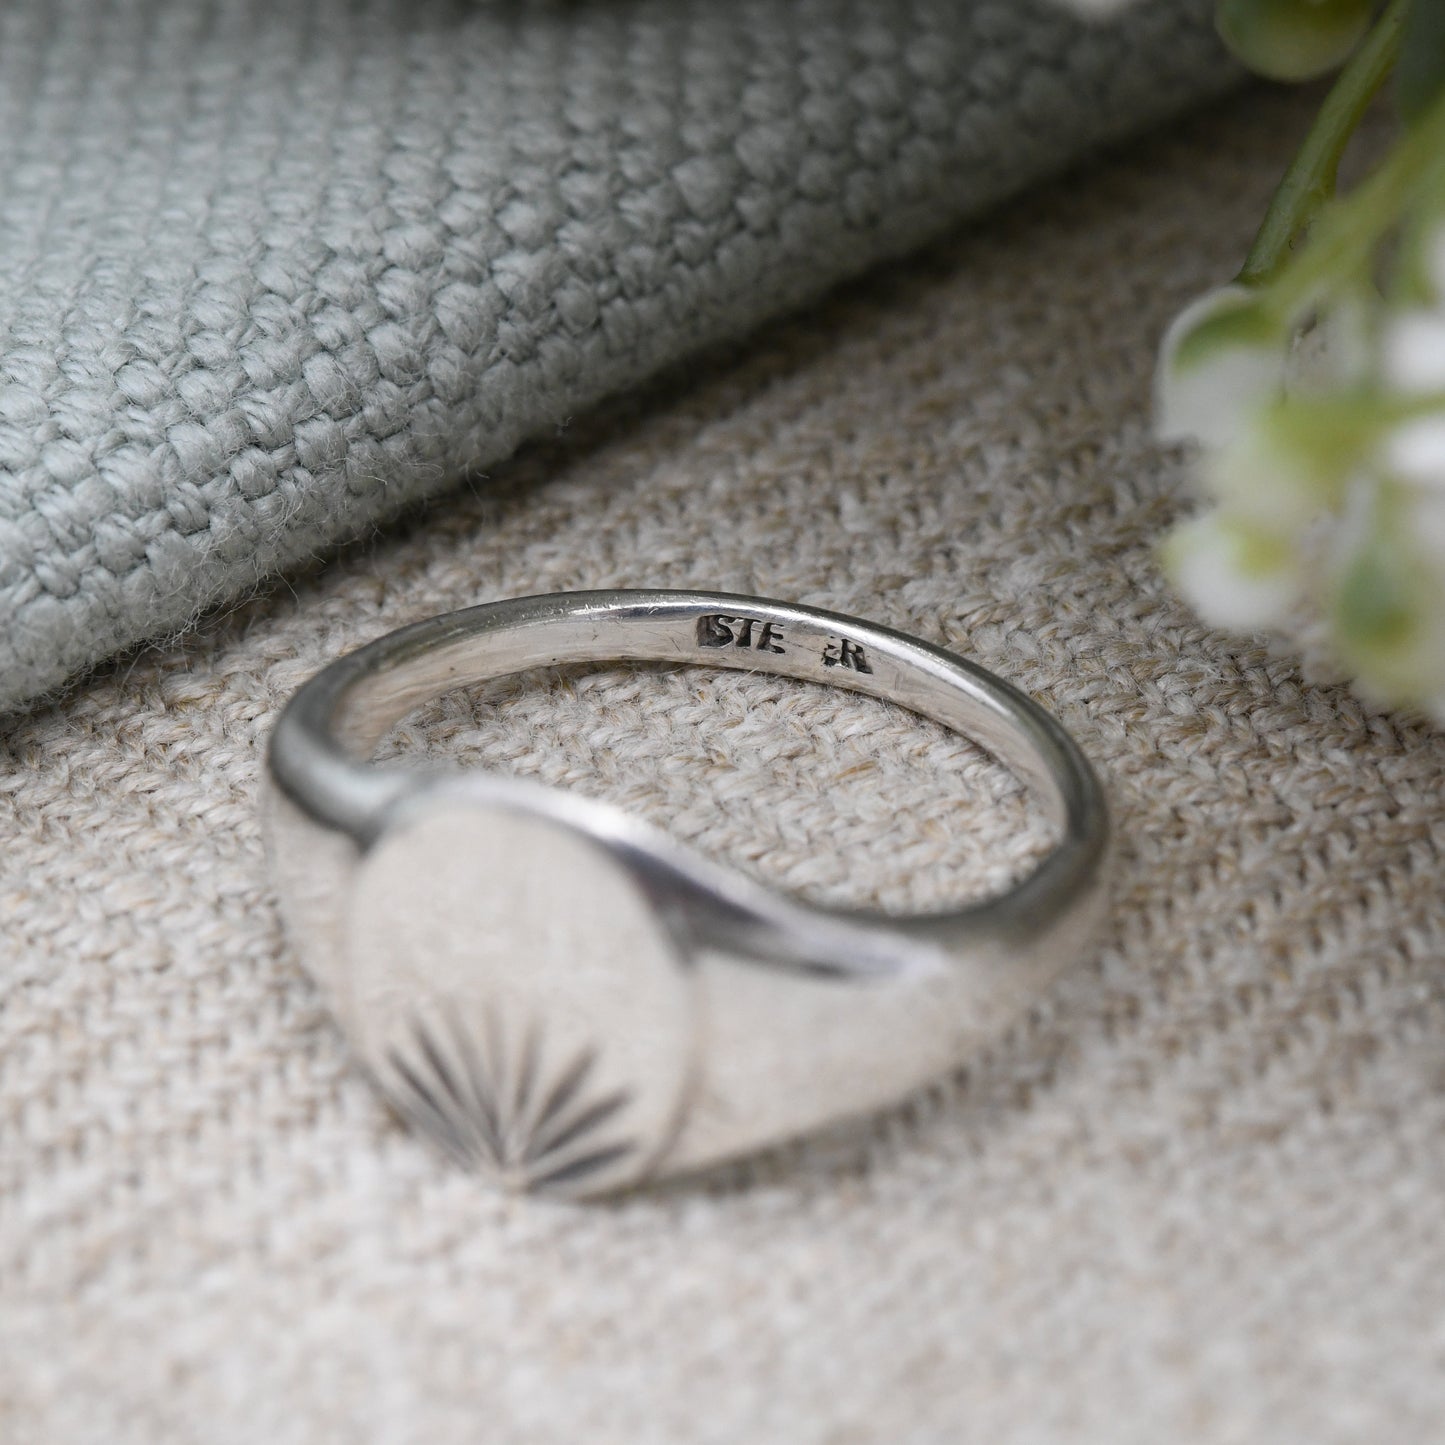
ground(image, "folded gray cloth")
xmin=0 ymin=0 xmax=1236 ymax=711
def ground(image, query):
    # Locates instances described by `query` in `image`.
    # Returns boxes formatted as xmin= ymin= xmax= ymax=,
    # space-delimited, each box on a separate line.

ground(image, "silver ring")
xmin=264 ymin=589 xmax=1109 ymax=1197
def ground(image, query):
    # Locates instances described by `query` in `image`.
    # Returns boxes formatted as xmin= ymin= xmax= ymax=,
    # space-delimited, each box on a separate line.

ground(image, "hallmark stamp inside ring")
xmin=695 ymin=612 xmax=874 ymax=673
xmin=265 ymin=590 xmax=1108 ymax=1198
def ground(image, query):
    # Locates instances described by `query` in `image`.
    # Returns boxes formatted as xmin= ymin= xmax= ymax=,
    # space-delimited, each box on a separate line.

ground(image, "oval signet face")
xmin=342 ymin=802 xmax=698 ymax=1198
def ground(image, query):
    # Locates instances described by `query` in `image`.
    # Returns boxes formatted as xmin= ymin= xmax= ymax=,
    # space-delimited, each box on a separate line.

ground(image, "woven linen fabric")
xmin=0 ymin=0 xmax=1241 ymax=714
xmin=5 ymin=86 xmax=1443 ymax=1443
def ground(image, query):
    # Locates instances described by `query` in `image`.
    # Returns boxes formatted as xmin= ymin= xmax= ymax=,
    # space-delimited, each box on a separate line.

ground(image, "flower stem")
xmin=1237 ymin=0 xmax=1409 ymax=287
xmin=1266 ymin=80 xmax=1445 ymax=316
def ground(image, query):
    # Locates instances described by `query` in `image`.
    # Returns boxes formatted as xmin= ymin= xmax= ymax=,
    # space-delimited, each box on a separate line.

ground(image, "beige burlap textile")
xmin=3 ymin=86 xmax=1442 ymax=1443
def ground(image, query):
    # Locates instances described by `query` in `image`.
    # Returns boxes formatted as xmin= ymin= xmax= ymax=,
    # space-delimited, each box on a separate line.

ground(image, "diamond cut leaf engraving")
xmin=346 ymin=802 xmax=698 ymax=1198
xmin=375 ymin=1007 xmax=640 ymax=1194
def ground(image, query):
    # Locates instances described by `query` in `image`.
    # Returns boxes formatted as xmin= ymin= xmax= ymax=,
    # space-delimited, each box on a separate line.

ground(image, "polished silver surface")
xmin=264 ymin=589 xmax=1110 ymax=1197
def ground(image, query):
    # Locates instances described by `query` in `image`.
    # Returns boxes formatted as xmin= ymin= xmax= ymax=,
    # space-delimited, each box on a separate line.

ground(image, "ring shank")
xmin=269 ymin=591 xmax=1107 ymax=961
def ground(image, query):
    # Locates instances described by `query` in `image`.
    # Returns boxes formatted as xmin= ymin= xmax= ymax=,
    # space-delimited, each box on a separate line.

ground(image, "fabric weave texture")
xmin=0 ymin=0 xmax=1238 ymax=710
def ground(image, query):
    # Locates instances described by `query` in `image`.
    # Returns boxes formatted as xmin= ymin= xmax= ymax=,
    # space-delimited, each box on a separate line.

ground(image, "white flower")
xmin=1163 ymin=511 xmax=1301 ymax=632
xmin=1155 ymin=285 xmax=1287 ymax=448
xmin=1382 ymin=413 xmax=1445 ymax=572
xmin=1199 ymin=409 xmax=1331 ymax=529
xmin=1383 ymin=413 xmax=1445 ymax=486
xmin=1381 ymin=310 xmax=1445 ymax=393
xmin=1287 ymin=289 xmax=1372 ymax=393
xmin=1326 ymin=475 xmax=1445 ymax=712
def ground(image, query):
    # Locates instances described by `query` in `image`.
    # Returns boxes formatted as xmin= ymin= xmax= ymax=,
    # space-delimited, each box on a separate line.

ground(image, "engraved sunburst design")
xmin=374 ymin=1007 xmax=639 ymax=1195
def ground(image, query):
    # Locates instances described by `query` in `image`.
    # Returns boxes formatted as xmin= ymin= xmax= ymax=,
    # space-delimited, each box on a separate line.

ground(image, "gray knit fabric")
xmin=0 ymin=0 xmax=1237 ymax=711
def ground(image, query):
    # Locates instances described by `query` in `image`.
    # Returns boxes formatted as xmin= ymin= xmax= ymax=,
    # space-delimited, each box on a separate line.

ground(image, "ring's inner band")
xmin=269 ymin=592 xmax=1106 ymax=950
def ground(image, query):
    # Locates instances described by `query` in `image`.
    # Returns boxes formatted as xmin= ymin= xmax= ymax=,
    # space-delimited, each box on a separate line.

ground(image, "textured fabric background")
xmin=0 ymin=0 xmax=1241 ymax=712
xmin=4 ymin=86 xmax=1443 ymax=1444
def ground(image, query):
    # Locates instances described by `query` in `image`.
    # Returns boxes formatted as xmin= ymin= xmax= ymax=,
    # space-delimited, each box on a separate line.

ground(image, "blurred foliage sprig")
xmin=1156 ymin=0 xmax=1445 ymax=720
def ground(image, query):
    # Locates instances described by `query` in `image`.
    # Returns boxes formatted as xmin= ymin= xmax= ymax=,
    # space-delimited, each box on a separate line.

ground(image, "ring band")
xmin=264 ymin=590 xmax=1109 ymax=1197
